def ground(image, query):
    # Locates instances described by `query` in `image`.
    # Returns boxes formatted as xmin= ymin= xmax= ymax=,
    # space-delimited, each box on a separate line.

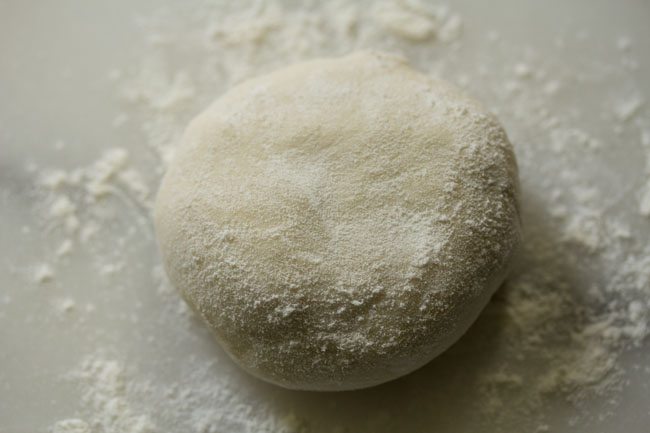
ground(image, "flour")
xmin=34 ymin=263 xmax=55 ymax=284
xmin=50 ymin=419 xmax=91 ymax=433
xmin=10 ymin=0 xmax=645 ymax=431
xmin=614 ymin=95 xmax=645 ymax=122
xmin=71 ymin=358 xmax=156 ymax=433
xmin=372 ymin=0 xmax=462 ymax=42
xmin=59 ymin=355 xmax=311 ymax=433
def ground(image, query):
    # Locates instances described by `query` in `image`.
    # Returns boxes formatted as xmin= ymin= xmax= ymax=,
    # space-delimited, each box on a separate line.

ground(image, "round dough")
xmin=155 ymin=51 xmax=521 ymax=391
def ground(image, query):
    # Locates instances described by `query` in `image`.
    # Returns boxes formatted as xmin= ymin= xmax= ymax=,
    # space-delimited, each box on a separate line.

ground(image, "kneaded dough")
xmin=155 ymin=51 xmax=521 ymax=391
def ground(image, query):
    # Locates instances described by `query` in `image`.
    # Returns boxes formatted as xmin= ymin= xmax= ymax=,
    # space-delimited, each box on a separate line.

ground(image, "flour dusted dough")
xmin=154 ymin=51 xmax=521 ymax=391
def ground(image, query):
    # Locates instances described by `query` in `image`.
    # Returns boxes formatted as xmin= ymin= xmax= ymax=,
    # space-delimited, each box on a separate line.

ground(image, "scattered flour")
xmin=34 ymin=263 xmax=55 ymax=284
xmin=55 ymin=298 xmax=77 ymax=315
xmin=372 ymin=0 xmax=462 ymax=42
xmin=614 ymin=95 xmax=645 ymax=122
xmin=50 ymin=418 xmax=91 ymax=433
xmin=72 ymin=358 xmax=156 ymax=433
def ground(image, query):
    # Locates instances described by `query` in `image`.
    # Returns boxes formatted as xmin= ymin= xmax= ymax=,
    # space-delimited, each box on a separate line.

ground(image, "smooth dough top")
xmin=155 ymin=51 xmax=521 ymax=391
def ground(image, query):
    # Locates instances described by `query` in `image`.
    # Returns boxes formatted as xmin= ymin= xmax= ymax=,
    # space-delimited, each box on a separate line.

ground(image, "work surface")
xmin=1 ymin=1 xmax=649 ymax=432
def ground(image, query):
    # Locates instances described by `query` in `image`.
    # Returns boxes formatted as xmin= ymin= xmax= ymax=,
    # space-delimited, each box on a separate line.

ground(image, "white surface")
xmin=1 ymin=1 xmax=649 ymax=432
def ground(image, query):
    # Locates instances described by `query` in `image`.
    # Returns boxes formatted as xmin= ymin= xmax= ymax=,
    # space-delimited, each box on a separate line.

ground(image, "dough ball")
xmin=154 ymin=51 xmax=521 ymax=391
